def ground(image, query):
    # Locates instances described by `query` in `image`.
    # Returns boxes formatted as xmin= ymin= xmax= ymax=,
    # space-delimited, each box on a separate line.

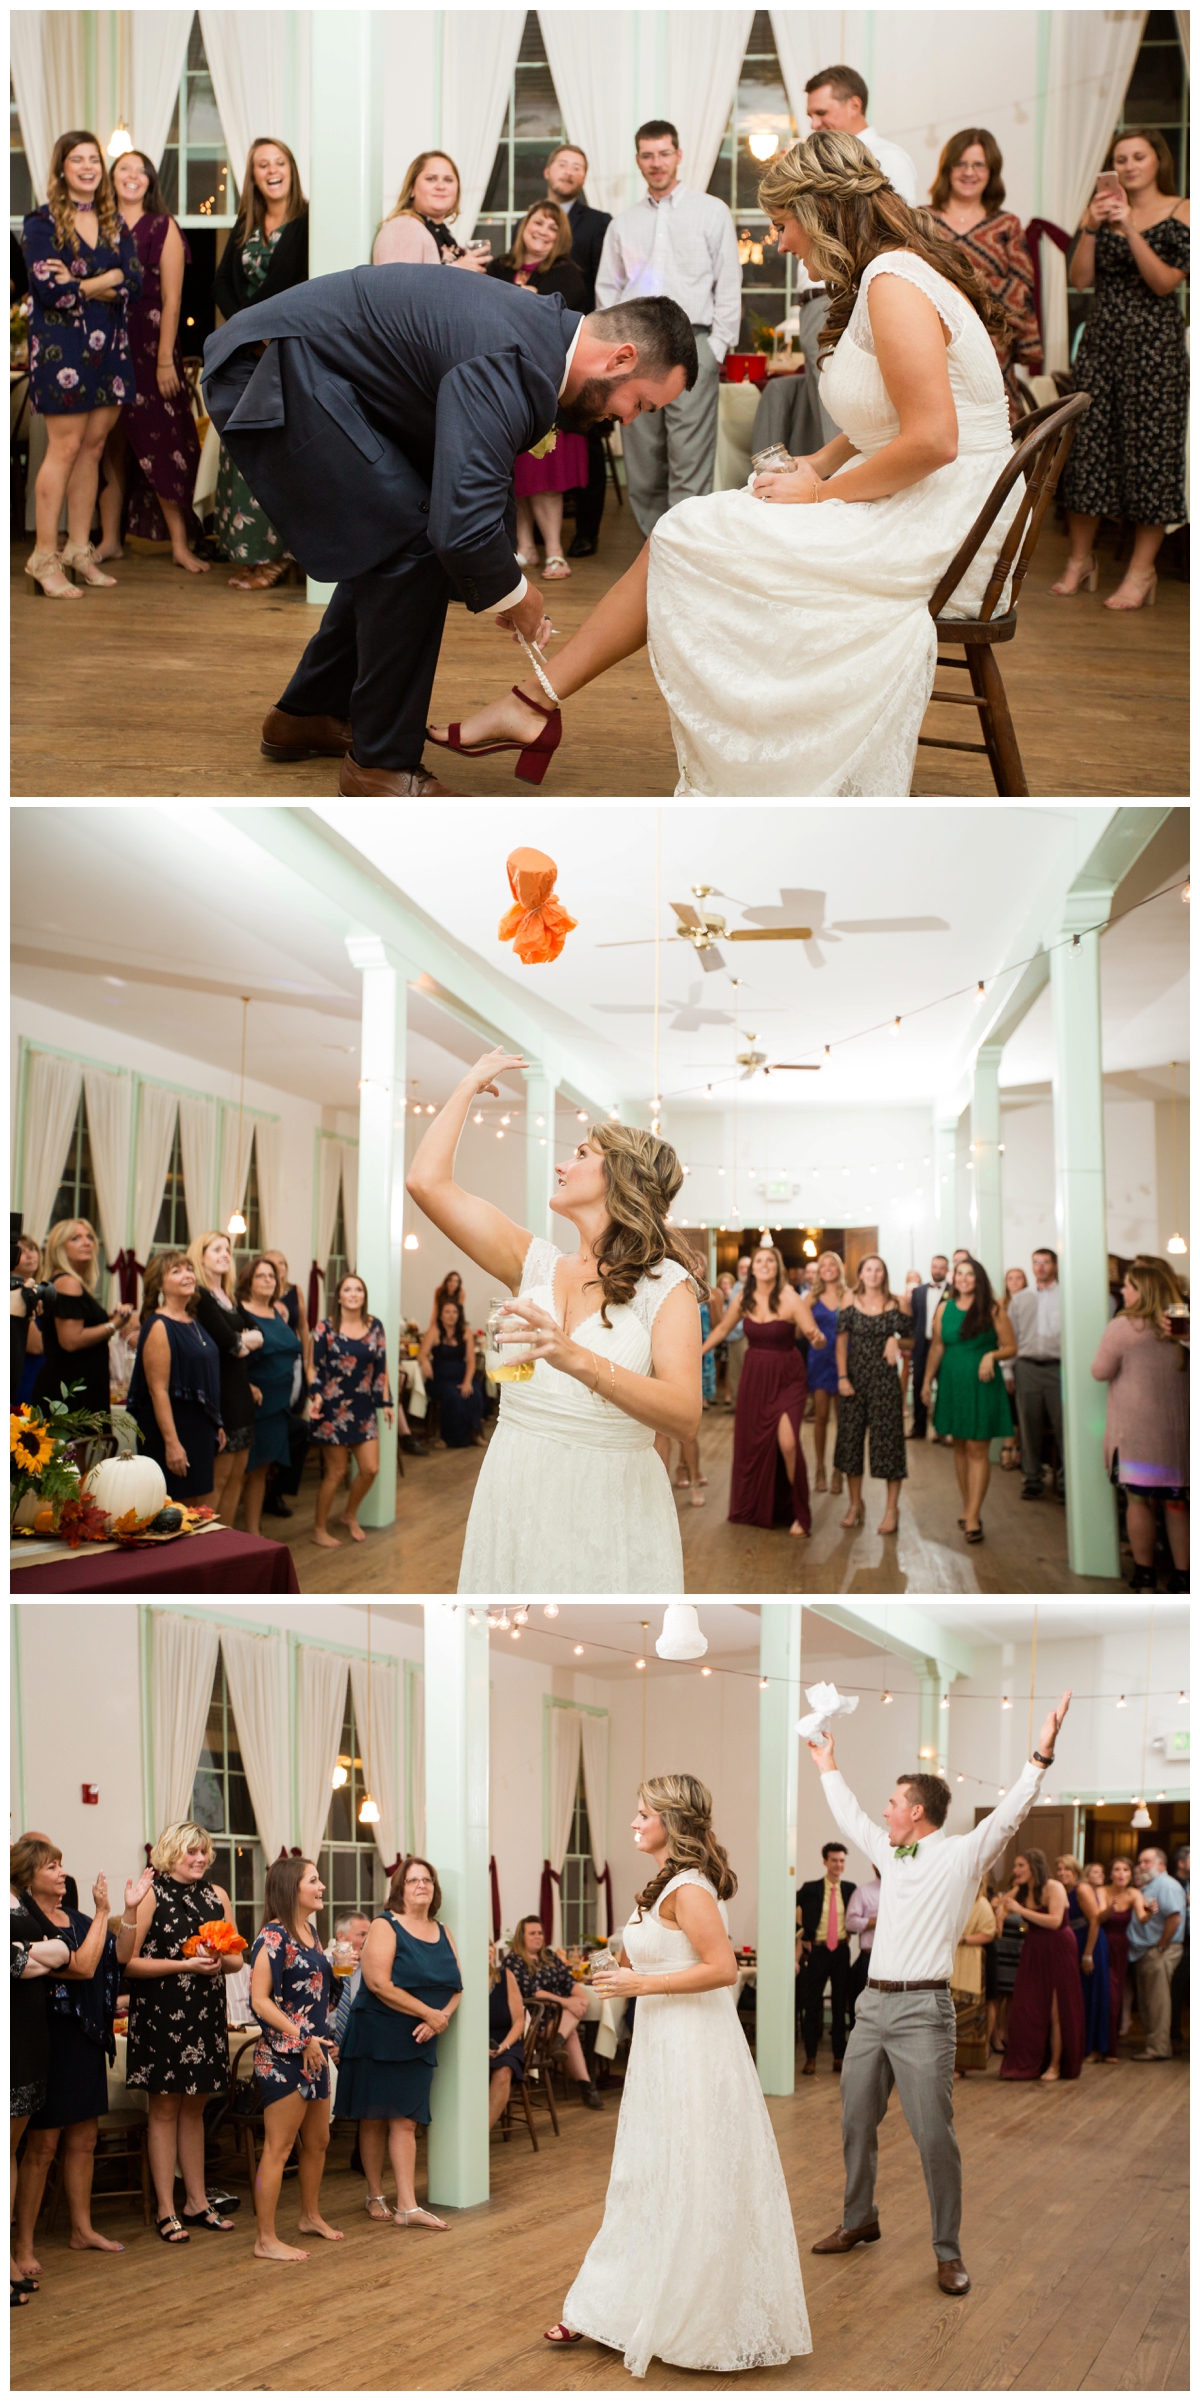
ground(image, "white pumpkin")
xmin=83 ymin=1453 xmax=168 ymax=1529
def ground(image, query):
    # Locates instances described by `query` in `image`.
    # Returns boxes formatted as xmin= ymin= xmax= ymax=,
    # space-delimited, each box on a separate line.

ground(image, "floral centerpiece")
xmin=11 ymin=1393 xmax=112 ymax=1537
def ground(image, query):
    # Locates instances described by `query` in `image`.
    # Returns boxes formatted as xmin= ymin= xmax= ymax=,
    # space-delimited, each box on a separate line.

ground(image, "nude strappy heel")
xmin=60 ymin=538 xmax=117 ymax=587
xmin=24 ymin=547 xmax=81 ymax=598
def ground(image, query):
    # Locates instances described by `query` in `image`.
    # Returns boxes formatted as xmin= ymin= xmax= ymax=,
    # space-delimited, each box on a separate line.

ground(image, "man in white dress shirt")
xmin=798 ymin=67 xmax=920 ymax=446
xmin=1007 ymin=1247 xmax=1065 ymax=1500
xmin=595 ymin=121 xmax=742 ymax=534
xmin=805 ymin=1687 xmax=1072 ymax=2297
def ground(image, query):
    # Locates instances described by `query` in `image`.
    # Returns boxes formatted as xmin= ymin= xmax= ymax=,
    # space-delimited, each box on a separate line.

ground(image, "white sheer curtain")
xmin=1038 ymin=11 xmax=1147 ymax=371
xmin=178 ymin=1096 xmax=219 ymax=1239
xmin=131 ymin=12 xmax=193 ymax=171
xmin=82 ymin=1068 xmax=131 ymax=1302
xmin=297 ymin=1646 xmax=349 ymax=1864
xmin=311 ymin=1138 xmax=344 ymax=1323
xmin=21 ymin=1051 xmax=82 ymax=1243
xmin=410 ymin=1669 xmax=425 ymax=1855
xmin=440 ymin=12 xmax=526 ymax=240
xmin=350 ymin=1658 xmax=401 ymax=1870
xmin=771 ymin=12 xmax=870 ymax=132
xmin=666 ymin=10 xmax=754 ymax=194
xmin=541 ymin=14 xmax=643 ymax=218
xmin=131 ymin=1086 xmax=182 ymax=1265
xmin=10 ymin=12 xmax=87 ymax=200
xmin=340 ymin=1142 xmax=358 ymax=1274
xmin=199 ymin=10 xmax=311 ymax=190
xmin=152 ymin=1610 xmax=221 ymax=1831
xmin=219 ymin=1627 xmax=288 ymax=1863
xmin=252 ymin=1119 xmax=281 ymax=1252
xmin=578 ymin=1712 xmax=610 ymax=1937
xmin=548 ymin=1706 xmax=582 ymax=1945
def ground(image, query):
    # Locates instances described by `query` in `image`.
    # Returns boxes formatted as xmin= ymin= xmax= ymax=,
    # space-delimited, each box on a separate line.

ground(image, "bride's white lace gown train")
xmin=456 ymin=1237 xmax=687 ymax=1594
xmin=647 ymin=251 xmax=1022 ymax=796
xmin=562 ymin=1871 xmax=812 ymax=2377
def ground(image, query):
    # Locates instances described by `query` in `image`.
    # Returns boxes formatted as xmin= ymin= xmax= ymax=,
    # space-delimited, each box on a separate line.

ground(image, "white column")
xmin=970 ymin=1044 xmax=1004 ymax=1288
xmin=1049 ymin=889 xmax=1119 ymax=1578
xmin=346 ymin=935 xmax=407 ymax=1530
xmin=756 ymin=1603 xmax=802 ymax=2096
xmin=934 ymin=1107 xmax=958 ymax=1247
xmin=917 ymin=1667 xmax=952 ymax=1776
xmin=306 ymin=11 xmax=383 ymax=604
xmin=424 ymin=1604 xmax=490 ymax=2208
xmin=523 ymin=1064 xmax=556 ymax=1242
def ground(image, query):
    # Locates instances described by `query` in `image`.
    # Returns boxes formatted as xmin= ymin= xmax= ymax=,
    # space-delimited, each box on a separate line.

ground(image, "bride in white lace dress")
xmin=435 ymin=130 xmax=1021 ymax=798
xmin=545 ymin=1775 xmax=811 ymax=2378
xmin=405 ymin=1049 xmax=702 ymax=1594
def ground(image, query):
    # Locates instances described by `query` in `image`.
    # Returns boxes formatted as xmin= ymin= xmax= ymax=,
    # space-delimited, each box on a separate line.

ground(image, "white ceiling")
xmin=913 ymin=1600 xmax=1189 ymax=1646
xmin=370 ymin=1602 xmax=883 ymax=1679
xmin=12 ymin=805 xmax=1189 ymax=1117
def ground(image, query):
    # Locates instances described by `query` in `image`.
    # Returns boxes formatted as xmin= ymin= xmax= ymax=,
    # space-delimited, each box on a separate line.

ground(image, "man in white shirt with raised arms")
xmin=805 ymin=1686 xmax=1072 ymax=2297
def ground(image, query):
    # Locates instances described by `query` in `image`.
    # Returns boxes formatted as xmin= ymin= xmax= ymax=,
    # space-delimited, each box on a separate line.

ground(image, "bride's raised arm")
xmin=406 ymin=1048 xmax=534 ymax=1292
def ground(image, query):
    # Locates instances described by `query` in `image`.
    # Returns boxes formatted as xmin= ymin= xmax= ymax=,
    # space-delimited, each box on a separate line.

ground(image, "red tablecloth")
xmin=10 ymin=1529 xmax=301 ymax=1594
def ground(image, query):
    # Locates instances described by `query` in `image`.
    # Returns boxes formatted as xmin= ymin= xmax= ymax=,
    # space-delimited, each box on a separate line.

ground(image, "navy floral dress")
xmin=309 ymin=1316 xmax=391 ymax=1445
xmin=125 ymin=1874 xmax=230 ymax=2095
xmin=23 ymin=204 xmax=141 ymax=413
xmin=249 ymin=1921 xmax=333 ymax=2102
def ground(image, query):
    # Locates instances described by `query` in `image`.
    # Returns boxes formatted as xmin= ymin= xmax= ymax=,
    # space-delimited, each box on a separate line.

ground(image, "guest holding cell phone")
xmin=248 ymin=1856 xmax=341 ymax=2262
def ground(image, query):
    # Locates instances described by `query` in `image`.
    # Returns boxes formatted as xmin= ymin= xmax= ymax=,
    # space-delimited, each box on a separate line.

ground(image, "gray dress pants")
xmin=841 ymin=1984 xmax=963 ymax=2259
xmin=621 ymin=335 xmax=721 ymax=534
xmin=1013 ymin=1357 xmax=1064 ymax=1494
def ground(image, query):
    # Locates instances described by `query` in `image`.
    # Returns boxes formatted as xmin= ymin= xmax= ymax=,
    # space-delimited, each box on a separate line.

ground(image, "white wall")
xmin=950 ymin=1623 xmax=1192 ymax=1809
xmin=663 ymin=1103 xmax=939 ymax=1284
xmin=399 ymin=1110 xmax=576 ymax=1336
xmin=1000 ymin=1093 xmax=1163 ymax=1269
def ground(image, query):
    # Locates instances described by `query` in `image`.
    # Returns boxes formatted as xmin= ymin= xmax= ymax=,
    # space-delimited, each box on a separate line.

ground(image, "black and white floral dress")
xmin=1061 ymin=213 xmax=1189 ymax=526
xmin=248 ymin=1921 xmax=333 ymax=2102
xmin=125 ymin=1875 xmax=230 ymax=2094
xmin=833 ymin=1304 xmax=909 ymax=1484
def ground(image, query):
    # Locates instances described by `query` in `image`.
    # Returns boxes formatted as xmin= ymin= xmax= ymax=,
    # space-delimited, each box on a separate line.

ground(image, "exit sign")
xmin=1169 ymin=1729 xmax=1190 ymax=1757
xmin=765 ymin=1178 xmax=792 ymax=1199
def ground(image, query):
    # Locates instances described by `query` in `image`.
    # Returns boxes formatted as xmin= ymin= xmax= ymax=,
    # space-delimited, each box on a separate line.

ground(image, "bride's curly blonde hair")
xmin=758 ymin=128 xmax=1004 ymax=353
xmin=633 ymin=1772 xmax=737 ymax=1920
xmin=585 ymin=1122 xmax=702 ymax=1327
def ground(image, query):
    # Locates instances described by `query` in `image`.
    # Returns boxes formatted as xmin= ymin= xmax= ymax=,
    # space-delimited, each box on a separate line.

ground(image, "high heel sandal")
xmin=1104 ymin=569 xmax=1157 ymax=610
xmin=1050 ymin=550 xmax=1098 ymax=596
xmin=24 ymin=546 xmax=81 ymax=598
xmin=839 ymin=1503 xmax=865 ymax=1529
xmin=59 ymin=538 xmax=116 ymax=587
xmin=814 ymin=1468 xmax=828 ymax=1493
xmin=426 ymin=684 xmax=562 ymax=787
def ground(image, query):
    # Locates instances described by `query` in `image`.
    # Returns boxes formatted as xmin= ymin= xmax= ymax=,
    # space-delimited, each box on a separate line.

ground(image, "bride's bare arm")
xmin=757 ymin=278 xmax=958 ymax=509
xmin=512 ymin=541 xmax=650 ymax=710
xmin=406 ymin=1049 xmax=533 ymax=1290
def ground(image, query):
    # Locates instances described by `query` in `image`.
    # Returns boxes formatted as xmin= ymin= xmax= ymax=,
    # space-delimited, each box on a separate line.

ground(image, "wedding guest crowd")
xmin=211 ymin=138 xmax=308 ymax=588
xmin=487 ymin=203 xmax=587 ymax=581
xmin=126 ymin=1251 xmax=224 ymax=1504
xmin=97 ymin=150 xmax=207 ymax=572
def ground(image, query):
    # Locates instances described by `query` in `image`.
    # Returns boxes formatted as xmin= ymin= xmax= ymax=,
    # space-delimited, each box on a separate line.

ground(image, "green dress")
xmin=931 ymin=1297 xmax=1014 ymax=1440
xmin=213 ymin=229 xmax=288 ymax=567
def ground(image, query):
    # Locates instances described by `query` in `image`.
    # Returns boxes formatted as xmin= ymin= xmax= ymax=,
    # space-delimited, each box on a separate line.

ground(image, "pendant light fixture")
xmin=1166 ymin=1063 xmax=1188 ymax=1254
xmin=227 ymin=996 xmax=252 ymax=1236
xmin=106 ymin=17 xmax=133 ymax=158
xmin=1130 ymin=1606 xmax=1154 ymax=1829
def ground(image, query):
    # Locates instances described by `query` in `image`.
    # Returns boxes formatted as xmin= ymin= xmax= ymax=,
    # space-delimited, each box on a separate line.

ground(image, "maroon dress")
xmin=1000 ymin=1914 xmax=1086 ymax=2080
xmin=119 ymin=212 xmax=201 ymax=540
xmin=1104 ymin=1907 xmax=1133 ymax=2058
xmin=727 ymin=1315 xmax=811 ymax=1534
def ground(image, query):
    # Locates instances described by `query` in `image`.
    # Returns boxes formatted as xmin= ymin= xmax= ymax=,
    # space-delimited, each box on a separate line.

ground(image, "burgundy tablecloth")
xmin=10 ymin=1529 xmax=301 ymax=1594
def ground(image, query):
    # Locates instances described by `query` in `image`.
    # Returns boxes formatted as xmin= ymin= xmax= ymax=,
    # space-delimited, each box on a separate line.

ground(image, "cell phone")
xmin=1094 ymin=171 xmax=1122 ymax=197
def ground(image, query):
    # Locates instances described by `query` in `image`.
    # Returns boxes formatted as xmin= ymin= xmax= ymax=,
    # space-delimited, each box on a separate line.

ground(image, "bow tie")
xmin=894 ymin=1843 xmax=920 ymax=1860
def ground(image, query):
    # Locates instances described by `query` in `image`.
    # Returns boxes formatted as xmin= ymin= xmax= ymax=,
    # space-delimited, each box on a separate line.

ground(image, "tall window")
xmin=158 ymin=14 xmax=237 ymax=229
xmin=477 ymin=11 xmax=565 ymax=256
xmin=326 ymin=1176 xmax=348 ymax=1306
xmin=230 ymin=1127 xmax=262 ymax=1276
xmin=150 ymin=1111 xmax=188 ymax=1251
xmin=708 ymin=11 xmax=800 ymax=351
xmin=49 ymin=1092 xmax=103 ymax=1270
xmin=559 ymin=1760 xmax=596 ymax=1948
xmin=190 ymin=1653 xmax=264 ymax=1944
xmin=318 ymin=1684 xmax=383 ymax=1947
xmin=11 ymin=78 xmax=33 ymax=224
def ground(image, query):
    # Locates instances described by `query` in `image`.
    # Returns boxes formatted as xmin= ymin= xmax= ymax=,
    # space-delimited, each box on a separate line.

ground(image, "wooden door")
xmin=976 ymin=1803 xmax=1075 ymax=1886
xmin=845 ymin=1226 xmax=880 ymax=1280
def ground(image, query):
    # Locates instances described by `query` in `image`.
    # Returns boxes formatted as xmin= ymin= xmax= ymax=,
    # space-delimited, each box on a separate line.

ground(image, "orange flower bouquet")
xmin=498 ymin=847 xmax=577 ymax=966
xmin=182 ymin=1919 xmax=248 ymax=1958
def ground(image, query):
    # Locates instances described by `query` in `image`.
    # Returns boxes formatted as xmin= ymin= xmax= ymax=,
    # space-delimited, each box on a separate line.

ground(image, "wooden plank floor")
xmin=252 ymin=1410 xmax=1128 ymax=1595
xmin=11 ymin=514 xmax=1187 ymax=801
xmin=11 ymin=2046 xmax=1187 ymax=2391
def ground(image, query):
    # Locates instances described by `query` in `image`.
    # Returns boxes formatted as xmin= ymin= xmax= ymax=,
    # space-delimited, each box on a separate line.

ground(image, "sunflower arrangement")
xmin=10 ymin=1388 xmax=114 ymax=1534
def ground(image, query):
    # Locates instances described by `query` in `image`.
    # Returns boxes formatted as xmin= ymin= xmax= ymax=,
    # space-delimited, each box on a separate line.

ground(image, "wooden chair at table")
xmin=493 ymin=2034 xmax=542 ymax=2154
xmin=44 ymin=2107 xmax=153 ymax=2234
xmin=522 ymin=2002 xmax=562 ymax=2137
xmin=917 ymin=391 xmax=1091 ymax=796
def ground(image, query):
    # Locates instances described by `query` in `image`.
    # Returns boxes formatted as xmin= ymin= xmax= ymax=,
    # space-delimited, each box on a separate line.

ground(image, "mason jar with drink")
xmin=485 ymin=1294 xmax=535 ymax=1384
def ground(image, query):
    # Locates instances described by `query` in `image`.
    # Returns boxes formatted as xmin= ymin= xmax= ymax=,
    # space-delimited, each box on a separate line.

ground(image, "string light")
xmin=543 ymin=1604 xmax=559 ymax=1617
xmin=1116 ymin=1694 xmax=1127 ymax=1708
xmin=1001 ymin=1695 xmax=1013 ymax=1709
xmin=331 ymin=1760 xmax=348 ymax=1789
xmin=700 ymin=1666 xmax=713 ymax=1676
xmin=882 ymin=1691 xmax=893 ymax=1705
xmin=403 ymin=1231 xmax=418 ymax=1250
xmin=636 ymin=1657 xmax=645 ymax=1670
xmin=573 ymin=1644 xmax=584 ymax=1656
xmin=890 ymin=1017 xmax=901 ymax=1035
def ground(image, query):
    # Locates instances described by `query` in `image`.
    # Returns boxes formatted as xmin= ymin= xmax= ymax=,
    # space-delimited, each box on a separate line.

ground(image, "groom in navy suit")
xmin=203 ymin=268 xmax=695 ymax=795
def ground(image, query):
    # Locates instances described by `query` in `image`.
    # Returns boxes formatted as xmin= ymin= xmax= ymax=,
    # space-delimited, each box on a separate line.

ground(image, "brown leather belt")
xmin=867 ymin=1977 xmax=950 ymax=1993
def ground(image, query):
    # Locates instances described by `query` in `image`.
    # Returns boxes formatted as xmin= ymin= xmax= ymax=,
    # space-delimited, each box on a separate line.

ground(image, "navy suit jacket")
xmin=202 ymin=264 xmax=582 ymax=597
xmin=911 ymin=1283 xmax=948 ymax=1371
xmin=566 ymin=197 xmax=612 ymax=313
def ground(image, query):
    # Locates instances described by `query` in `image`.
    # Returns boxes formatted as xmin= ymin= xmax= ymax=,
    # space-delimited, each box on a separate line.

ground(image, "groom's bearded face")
xmin=557 ymin=369 xmax=640 ymax=430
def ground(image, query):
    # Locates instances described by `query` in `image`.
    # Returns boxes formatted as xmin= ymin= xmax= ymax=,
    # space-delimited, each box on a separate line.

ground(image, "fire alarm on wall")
xmin=81 ymin=1784 xmax=99 ymax=1806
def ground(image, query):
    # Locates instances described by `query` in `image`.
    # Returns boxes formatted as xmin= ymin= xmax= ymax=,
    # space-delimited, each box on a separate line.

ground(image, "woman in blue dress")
xmin=418 ymin=1296 xmax=484 ymax=1451
xmin=309 ymin=1272 xmax=395 ymax=1547
xmin=808 ymin=1252 xmax=847 ymax=1495
xmin=127 ymin=1252 xmax=224 ymax=1503
xmin=248 ymin=1856 xmax=340 ymax=2262
xmin=334 ymin=1855 xmax=462 ymax=2230
xmin=1057 ymin=1855 xmax=1110 ymax=2063
xmin=22 ymin=129 xmax=141 ymax=598
xmin=235 ymin=1254 xmax=302 ymax=1538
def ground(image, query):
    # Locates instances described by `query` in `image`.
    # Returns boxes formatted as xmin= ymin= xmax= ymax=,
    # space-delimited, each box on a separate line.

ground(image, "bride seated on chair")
xmin=430 ymin=129 xmax=1022 ymax=798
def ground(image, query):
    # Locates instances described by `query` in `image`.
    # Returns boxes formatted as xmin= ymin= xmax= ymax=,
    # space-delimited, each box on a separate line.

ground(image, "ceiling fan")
xmin=737 ymin=1041 xmax=821 ymax=1081
xmin=598 ymin=886 xmax=813 ymax=976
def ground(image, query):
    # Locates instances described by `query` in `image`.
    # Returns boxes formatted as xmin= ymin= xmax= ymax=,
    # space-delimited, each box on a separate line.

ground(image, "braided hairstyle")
xmin=586 ymin=1122 xmax=702 ymax=1327
xmin=757 ymin=127 xmax=1005 ymax=353
xmin=633 ymin=1772 xmax=737 ymax=1921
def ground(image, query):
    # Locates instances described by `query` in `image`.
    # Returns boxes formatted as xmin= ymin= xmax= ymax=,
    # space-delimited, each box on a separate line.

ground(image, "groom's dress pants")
xmin=841 ymin=1984 xmax=962 ymax=2260
xmin=278 ymin=547 xmax=451 ymax=771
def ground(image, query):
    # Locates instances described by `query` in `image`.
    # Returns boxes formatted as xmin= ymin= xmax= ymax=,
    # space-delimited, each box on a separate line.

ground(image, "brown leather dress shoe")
xmin=260 ymin=705 xmax=354 ymax=760
xmin=937 ymin=2259 xmax=970 ymax=2295
xmin=811 ymin=2221 xmax=881 ymax=2254
xmin=338 ymin=755 xmax=455 ymax=798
